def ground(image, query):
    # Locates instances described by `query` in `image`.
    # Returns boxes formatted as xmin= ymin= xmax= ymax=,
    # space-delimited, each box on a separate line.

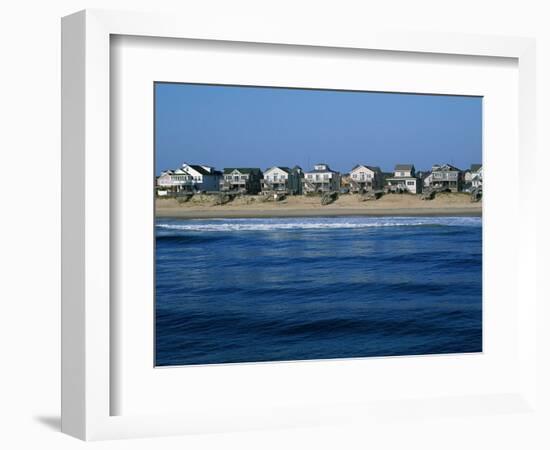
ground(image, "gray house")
xmin=220 ymin=168 xmax=263 ymax=194
xmin=428 ymin=164 xmax=463 ymax=192
xmin=288 ymin=166 xmax=304 ymax=195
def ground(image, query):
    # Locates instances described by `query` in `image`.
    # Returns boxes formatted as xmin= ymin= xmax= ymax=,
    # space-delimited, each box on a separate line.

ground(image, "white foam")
xmin=156 ymin=216 xmax=481 ymax=232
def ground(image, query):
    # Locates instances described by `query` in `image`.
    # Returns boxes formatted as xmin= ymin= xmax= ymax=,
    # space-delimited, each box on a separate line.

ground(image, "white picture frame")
xmin=61 ymin=9 xmax=538 ymax=441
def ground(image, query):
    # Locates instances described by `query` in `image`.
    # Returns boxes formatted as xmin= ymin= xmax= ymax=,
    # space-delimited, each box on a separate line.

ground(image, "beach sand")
xmin=155 ymin=192 xmax=482 ymax=219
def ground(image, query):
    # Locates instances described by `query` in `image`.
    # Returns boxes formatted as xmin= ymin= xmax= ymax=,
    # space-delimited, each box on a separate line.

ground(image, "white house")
xmin=156 ymin=168 xmax=194 ymax=192
xmin=303 ymin=163 xmax=341 ymax=193
xmin=385 ymin=164 xmax=420 ymax=194
xmin=464 ymin=164 xmax=481 ymax=182
xmin=155 ymin=164 xmax=223 ymax=193
xmin=262 ymin=166 xmax=304 ymax=194
xmin=471 ymin=165 xmax=483 ymax=188
xmin=157 ymin=170 xmax=175 ymax=187
xmin=349 ymin=164 xmax=383 ymax=192
xmin=423 ymin=172 xmax=433 ymax=188
xmin=179 ymin=163 xmax=223 ymax=192
xmin=262 ymin=166 xmax=291 ymax=192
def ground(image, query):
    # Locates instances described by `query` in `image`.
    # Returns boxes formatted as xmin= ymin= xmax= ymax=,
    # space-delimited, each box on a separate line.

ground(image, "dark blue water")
xmin=155 ymin=216 xmax=482 ymax=366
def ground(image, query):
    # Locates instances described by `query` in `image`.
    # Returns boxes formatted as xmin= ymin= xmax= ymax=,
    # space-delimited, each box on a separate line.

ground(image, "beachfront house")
xmin=422 ymin=172 xmax=433 ymax=188
xmin=464 ymin=164 xmax=482 ymax=190
xmin=427 ymin=164 xmax=463 ymax=192
xmin=157 ymin=170 xmax=175 ymax=187
xmin=288 ymin=166 xmax=304 ymax=195
xmin=156 ymin=168 xmax=194 ymax=194
xmin=155 ymin=164 xmax=223 ymax=194
xmin=221 ymin=168 xmax=263 ymax=194
xmin=340 ymin=173 xmax=351 ymax=192
xmin=471 ymin=165 xmax=483 ymax=189
xmin=348 ymin=164 xmax=384 ymax=193
xmin=262 ymin=166 xmax=304 ymax=195
xmin=385 ymin=164 xmax=421 ymax=194
xmin=464 ymin=164 xmax=481 ymax=183
xmin=179 ymin=163 xmax=223 ymax=192
xmin=262 ymin=166 xmax=290 ymax=192
xmin=156 ymin=169 xmax=177 ymax=196
xmin=303 ymin=163 xmax=341 ymax=193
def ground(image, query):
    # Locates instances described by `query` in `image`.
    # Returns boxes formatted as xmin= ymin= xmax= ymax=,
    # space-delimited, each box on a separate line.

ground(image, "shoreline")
xmin=156 ymin=207 xmax=482 ymax=219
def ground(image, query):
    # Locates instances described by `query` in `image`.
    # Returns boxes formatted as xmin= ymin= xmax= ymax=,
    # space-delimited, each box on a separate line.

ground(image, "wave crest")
xmin=156 ymin=216 xmax=481 ymax=232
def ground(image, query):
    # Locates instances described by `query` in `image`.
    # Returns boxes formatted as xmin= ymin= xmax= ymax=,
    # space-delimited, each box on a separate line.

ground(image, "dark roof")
xmin=223 ymin=168 xmax=262 ymax=175
xmin=307 ymin=164 xmax=338 ymax=173
xmin=187 ymin=165 xmax=212 ymax=175
xmin=470 ymin=164 xmax=482 ymax=172
xmin=433 ymin=163 xmax=461 ymax=172
xmin=395 ymin=164 xmax=414 ymax=171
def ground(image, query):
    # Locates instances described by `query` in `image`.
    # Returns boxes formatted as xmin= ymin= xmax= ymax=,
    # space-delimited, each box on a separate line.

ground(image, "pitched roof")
xmin=223 ymin=168 xmax=262 ymax=174
xmin=470 ymin=164 xmax=482 ymax=172
xmin=306 ymin=164 xmax=339 ymax=174
xmin=187 ymin=165 xmax=211 ymax=175
xmin=433 ymin=163 xmax=461 ymax=172
xmin=351 ymin=164 xmax=382 ymax=173
xmin=264 ymin=166 xmax=291 ymax=174
xmin=395 ymin=164 xmax=414 ymax=171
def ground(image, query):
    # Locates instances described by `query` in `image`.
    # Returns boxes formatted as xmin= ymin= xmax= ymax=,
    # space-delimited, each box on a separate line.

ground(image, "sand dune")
xmin=155 ymin=192 xmax=481 ymax=218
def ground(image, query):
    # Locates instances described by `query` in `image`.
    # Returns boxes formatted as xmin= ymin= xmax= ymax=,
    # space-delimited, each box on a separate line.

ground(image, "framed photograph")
xmin=61 ymin=9 xmax=538 ymax=440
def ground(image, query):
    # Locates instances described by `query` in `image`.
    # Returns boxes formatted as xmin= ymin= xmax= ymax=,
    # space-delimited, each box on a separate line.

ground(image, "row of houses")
xmin=156 ymin=162 xmax=483 ymax=195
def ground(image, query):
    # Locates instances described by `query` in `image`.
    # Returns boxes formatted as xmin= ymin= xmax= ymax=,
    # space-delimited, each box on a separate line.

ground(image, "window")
xmin=323 ymin=174 xmax=329 ymax=180
xmin=352 ymin=174 xmax=357 ymax=179
xmin=407 ymin=180 xmax=415 ymax=186
xmin=234 ymin=175 xmax=239 ymax=181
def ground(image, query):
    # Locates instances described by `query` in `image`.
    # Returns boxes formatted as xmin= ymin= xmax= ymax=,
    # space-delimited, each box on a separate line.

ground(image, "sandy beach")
xmin=155 ymin=192 xmax=481 ymax=219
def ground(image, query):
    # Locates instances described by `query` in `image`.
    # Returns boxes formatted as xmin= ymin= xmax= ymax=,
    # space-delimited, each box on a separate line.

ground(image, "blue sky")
xmin=155 ymin=83 xmax=482 ymax=174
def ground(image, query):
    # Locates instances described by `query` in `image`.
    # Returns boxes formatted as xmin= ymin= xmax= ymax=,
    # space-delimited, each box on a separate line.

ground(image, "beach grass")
xmin=155 ymin=192 xmax=481 ymax=219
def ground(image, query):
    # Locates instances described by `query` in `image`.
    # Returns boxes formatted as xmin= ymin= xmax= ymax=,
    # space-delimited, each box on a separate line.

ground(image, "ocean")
xmin=155 ymin=216 xmax=482 ymax=366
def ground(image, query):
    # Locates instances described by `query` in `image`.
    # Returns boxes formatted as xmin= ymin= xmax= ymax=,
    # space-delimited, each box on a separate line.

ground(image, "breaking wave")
xmin=156 ymin=216 xmax=481 ymax=232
